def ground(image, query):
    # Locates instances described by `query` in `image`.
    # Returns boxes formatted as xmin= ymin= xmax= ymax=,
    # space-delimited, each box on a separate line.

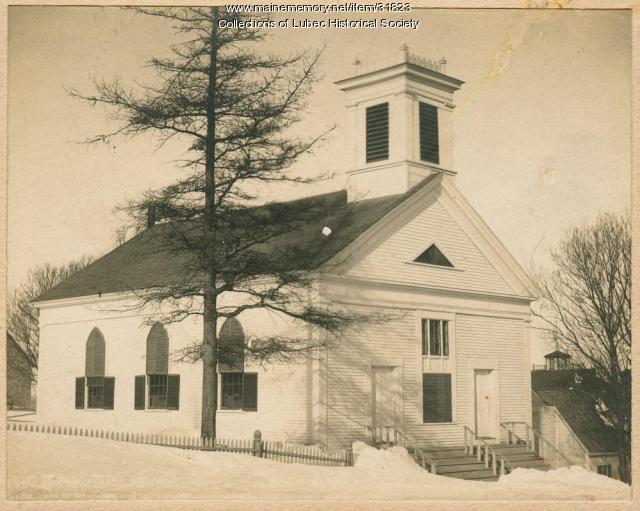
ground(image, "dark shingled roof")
xmin=532 ymin=370 xmax=618 ymax=454
xmin=531 ymin=369 xmax=580 ymax=390
xmin=35 ymin=175 xmax=439 ymax=303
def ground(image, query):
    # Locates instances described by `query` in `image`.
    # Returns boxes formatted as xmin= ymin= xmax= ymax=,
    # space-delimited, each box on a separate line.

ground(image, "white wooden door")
xmin=371 ymin=366 xmax=398 ymax=431
xmin=474 ymin=369 xmax=498 ymax=439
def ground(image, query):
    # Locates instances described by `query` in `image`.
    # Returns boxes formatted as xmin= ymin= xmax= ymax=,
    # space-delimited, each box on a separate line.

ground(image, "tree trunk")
xmin=200 ymin=6 xmax=219 ymax=439
xmin=200 ymin=297 xmax=218 ymax=438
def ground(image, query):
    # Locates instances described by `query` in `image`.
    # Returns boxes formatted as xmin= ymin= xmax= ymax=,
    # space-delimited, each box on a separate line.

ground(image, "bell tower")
xmin=336 ymin=46 xmax=464 ymax=201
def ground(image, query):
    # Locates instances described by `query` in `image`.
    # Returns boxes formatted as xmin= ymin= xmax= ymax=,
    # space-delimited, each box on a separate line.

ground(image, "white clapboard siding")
xmin=37 ymin=299 xmax=311 ymax=443
xmin=345 ymin=195 xmax=514 ymax=296
xmin=455 ymin=314 xmax=527 ymax=425
xmin=324 ymin=304 xmax=529 ymax=448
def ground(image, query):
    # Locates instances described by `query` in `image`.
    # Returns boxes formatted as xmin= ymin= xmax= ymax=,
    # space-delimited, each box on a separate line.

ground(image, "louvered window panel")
xmin=134 ymin=375 xmax=145 ymax=410
xmin=85 ymin=328 xmax=105 ymax=377
xmin=146 ymin=323 xmax=169 ymax=375
xmin=242 ymin=373 xmax=258 ymax=411
xmin=366 ymin=103 xmax=389 ymax=163
xmin=75 ymin=377 xmax=85 ymax=409
xmin=419 ymin=102 xmax=439 ymax=164
xmin=423 ymin=373 xmax=452 ymax=423
xmin=218 ymin=318 xmax=245 ymax=372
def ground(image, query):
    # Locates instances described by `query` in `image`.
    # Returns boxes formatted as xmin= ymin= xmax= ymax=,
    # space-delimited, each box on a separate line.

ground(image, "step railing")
xmin=463 ymin=426 xmax=513 ymax=476
xmin=368 ymin=425 xmax=438 ymax=474
xmin=500 ymin=421 xmax=573 ymax=469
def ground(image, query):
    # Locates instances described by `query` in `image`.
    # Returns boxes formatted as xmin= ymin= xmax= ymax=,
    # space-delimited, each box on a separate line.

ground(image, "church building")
xmin=34 ymin=49 xmax=538 ymax=450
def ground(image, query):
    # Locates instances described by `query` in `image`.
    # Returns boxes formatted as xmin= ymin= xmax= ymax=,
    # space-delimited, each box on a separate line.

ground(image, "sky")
xmin=7 ymin=7 xmax=631 ymax=360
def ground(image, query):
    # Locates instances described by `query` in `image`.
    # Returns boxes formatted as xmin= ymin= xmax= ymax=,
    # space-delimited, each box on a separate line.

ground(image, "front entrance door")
xmin=474 ymin=369 xmax=498 ymax=439
xmin=371 ymin=366 xmax=399 ymax=433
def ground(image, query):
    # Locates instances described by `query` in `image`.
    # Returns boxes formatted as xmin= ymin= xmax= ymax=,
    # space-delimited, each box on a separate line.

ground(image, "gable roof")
xmin=532 ymin=369 xmax=618 ymax=454
xmin=35 ymin=176 xmax=438 ymax=303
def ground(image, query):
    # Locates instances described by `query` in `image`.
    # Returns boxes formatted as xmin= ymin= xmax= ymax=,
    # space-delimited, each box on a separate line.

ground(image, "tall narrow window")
xmin=419 ymin=102 xmax=439 ymax=164
xmin=366 ymin=103 xmax=389 ymax=163
xmin=219 ymin=318 xmax=258 ymax=411
xmin=136 ymin=323 xmax=179 ymax=410
xmin=422 ymin=319 xmax=450 ymax=357
xmin=76 ymin=327 xmax=114 ymax=410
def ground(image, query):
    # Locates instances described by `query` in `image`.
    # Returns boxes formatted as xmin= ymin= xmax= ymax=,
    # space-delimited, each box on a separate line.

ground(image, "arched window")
xmin=219 ymin=318 xmax=257 ymax=412
xmin=146 ymin=322 xmax=169 ymax=375
xmin=75 ymin=327 xmax=114 ymax=410
xmin=135 ymin=323 xmax=179 ymax=410
xmin=85 ymin=327 xmax=105 ymax=377
xmin=219 ymin=317 xmax=245 ymax=371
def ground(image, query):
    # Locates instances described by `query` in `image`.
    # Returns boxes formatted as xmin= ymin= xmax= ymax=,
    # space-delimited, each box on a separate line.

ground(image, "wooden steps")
xmin=409 ymin=443 xmax=550 ymax=481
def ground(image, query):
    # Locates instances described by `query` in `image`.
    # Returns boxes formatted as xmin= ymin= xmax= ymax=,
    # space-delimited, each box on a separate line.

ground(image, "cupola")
xmin=336 ymin=45 xmax=464 ymax=201
xmin=544 ymin=350 xmax=572 ymax=371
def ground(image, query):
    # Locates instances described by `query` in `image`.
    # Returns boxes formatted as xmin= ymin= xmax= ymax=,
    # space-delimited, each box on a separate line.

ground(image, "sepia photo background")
xmin=2 ymin=1 xmax=638 ymax=508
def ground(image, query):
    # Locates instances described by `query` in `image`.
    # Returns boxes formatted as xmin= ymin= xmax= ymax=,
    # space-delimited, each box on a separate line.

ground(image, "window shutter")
xmin=366 ymin=103 xmax=389 ymax=163
xmin=75 ymin=377 xmax=85 ymax=409
xmin=242 ymin=373 xmax=258 ymax=411
xmin=167 ymin=374 xmax=180 ymax=410
xmin=419 ymin=102 xmax=439 ymax=164
xmin=103 ymin=377 xmax=115 ymax=410
xmin=423 ymin=373 xmax=452 ymax=423
xmin=134 ymin=375 xmax=146 ymax=410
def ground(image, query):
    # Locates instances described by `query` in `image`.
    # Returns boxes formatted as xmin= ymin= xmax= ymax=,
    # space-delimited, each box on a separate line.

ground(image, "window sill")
xmin=218 ymin=409 xmax=257 ymax=414
xmin=405 ymin=261 xmax=464 ymax=272
xmin=142 ymin=408 xmax=180 ymax=412
xmin=421 ymin=422 xmax=457 ymax=426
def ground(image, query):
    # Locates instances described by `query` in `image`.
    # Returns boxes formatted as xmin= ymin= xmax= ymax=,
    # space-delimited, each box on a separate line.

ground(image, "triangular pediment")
xmin=323 ymin=175 xmax=538 ymax=299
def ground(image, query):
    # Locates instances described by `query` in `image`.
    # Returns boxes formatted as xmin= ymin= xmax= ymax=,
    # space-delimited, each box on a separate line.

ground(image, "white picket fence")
xmin=6 ymin=421 xmax=352 ymax=467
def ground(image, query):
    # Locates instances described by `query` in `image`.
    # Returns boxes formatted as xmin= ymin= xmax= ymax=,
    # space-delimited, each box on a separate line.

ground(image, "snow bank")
xmin=496 ymin=466 xmax=631 ymax=501
xmin=6 ymin=432 xmax=631 ymax=501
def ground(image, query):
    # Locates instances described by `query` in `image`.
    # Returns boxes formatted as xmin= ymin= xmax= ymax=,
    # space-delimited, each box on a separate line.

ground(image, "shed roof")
xmin=532 ymin=369 xmax=618 ymax=454
xmin=534 ymin=389 xmax=618 ymax=454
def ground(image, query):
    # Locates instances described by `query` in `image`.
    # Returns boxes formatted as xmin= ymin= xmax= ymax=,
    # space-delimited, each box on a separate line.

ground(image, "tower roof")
xmin=544 ymin=350 xmax=571 ymax=359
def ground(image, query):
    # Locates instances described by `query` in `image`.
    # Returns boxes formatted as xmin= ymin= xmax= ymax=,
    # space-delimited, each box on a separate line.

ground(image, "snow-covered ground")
xmin=6 ymin=432 xmax=631 ymax=501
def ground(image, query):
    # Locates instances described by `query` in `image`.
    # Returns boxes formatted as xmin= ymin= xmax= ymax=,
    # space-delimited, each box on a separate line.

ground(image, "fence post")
xmin=253 ymin=430 xmax=263 ymax=458
xmin=345 ymin=447 xmax=353 ymax=466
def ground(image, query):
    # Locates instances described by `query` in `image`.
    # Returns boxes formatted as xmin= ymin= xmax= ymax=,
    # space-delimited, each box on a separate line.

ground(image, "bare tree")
xmin=70 ymin=7 xmax=366 ymax=439
xmin=8 ymin=257 xmax=95 ymax=382
xmin=534 ymin=212 xmax=631 ymax=481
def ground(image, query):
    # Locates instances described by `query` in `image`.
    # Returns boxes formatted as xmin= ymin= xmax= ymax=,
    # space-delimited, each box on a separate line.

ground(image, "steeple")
xmin=336 ymin=45 xmax=464 ymax=201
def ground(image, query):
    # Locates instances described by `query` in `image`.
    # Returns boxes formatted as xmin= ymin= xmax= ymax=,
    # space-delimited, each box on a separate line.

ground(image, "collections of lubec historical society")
xmin=218 ymin=17 xmax=421 ymax=30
